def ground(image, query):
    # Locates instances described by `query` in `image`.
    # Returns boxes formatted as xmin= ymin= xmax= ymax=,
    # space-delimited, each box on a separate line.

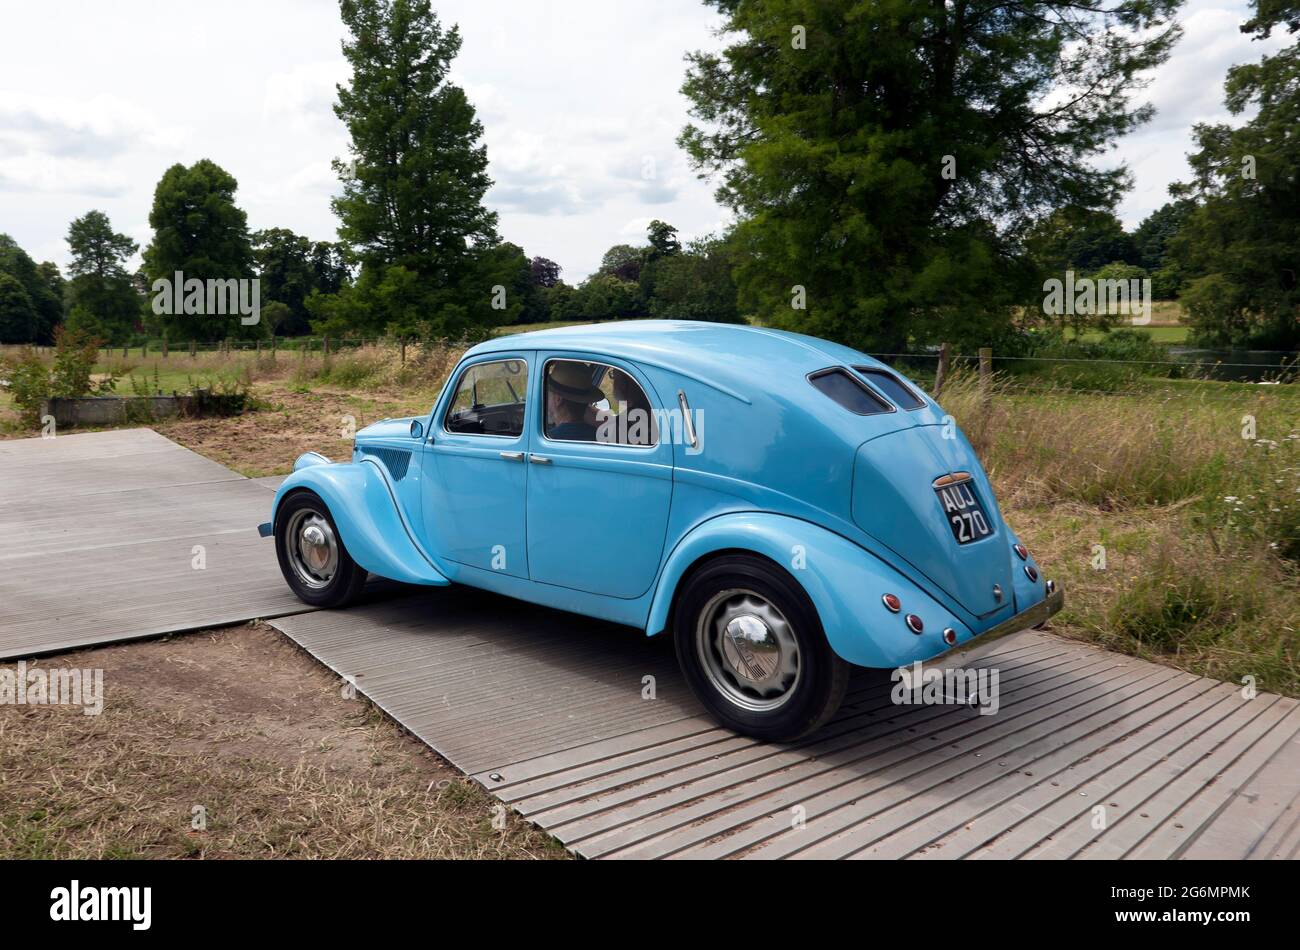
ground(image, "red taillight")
xmin=905 ymin=614 xmax=924 ymax=634
xmin=1014 ymin=543 xmax=1028 ymax=561
xmin=942 ymin=628 xmax=958 ymax=646
xmin=882 ymin=593 xmax=901 ymax=613
xmin=1025 ymin=564 xmax=1039 ymax=582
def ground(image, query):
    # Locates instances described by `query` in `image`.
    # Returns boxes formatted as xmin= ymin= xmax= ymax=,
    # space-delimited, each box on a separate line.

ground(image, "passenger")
xmin=545 ymin=362 xmax=603 ymax=442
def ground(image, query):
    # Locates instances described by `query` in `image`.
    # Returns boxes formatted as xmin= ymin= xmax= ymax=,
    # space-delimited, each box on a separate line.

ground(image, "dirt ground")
xmin=0 ymin=624 xmax=567 ymax=859
xmin=154 ymin=385 xmax=437 ymax=477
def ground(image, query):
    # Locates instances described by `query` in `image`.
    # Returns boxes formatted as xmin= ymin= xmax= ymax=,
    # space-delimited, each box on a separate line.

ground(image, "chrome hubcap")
xmin=286 ymin=509 xmax=338 ymax=589
xmin=696 ymin=589 xmax=801 ymax=712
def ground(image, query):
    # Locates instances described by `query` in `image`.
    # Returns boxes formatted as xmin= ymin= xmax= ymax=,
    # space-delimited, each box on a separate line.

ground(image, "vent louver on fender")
xmin=360 ymin=446 xmax=411 ymax=482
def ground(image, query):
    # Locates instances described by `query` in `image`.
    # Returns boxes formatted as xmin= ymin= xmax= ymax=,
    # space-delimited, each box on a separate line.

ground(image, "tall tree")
xmin=142 ymin=160 xmax=257 ymax=341
xmin=0 ymin=234 xmax=63 ymax=343
xmin=1168 ymin=2 xmax=1300 ymax=348
xmin=329 ymin=0 xmax=500 ymax=337
xmin=253 ymin=228 xmax=319 ymax=336
xmin=64 ymin=210 xmax=141 ymax=344
xmin=0 ymin=273 xmax=36 ymax=344
xmin=680 ymin=0 xmax=1183 ymax=351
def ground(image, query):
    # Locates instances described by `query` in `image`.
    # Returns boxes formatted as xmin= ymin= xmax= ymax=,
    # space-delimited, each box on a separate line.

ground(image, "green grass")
xmin=1070 ymin=324 xmax=1189 ymax=344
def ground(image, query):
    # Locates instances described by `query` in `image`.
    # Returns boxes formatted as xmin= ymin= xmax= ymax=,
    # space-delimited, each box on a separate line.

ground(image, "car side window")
xmin=543 ymin=359 xmax=657 ymax=446
xmin=443 ymin=359 xmax=528 ymax=437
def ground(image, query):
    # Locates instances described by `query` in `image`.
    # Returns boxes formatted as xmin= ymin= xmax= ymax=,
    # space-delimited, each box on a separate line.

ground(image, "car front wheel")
xmin=274 ymin=491 xmax=367 ymax=608
xmin=673 ymin=555 xmax=850 ymax=742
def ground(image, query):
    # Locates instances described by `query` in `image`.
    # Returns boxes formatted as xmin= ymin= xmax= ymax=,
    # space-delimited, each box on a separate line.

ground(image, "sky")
xmin=0 ymin=0 xmax=1288 ymax=283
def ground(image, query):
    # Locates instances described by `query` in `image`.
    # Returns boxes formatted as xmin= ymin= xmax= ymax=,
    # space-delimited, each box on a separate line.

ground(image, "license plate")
xmin=935 ymin=478 xmax=993 ymax=545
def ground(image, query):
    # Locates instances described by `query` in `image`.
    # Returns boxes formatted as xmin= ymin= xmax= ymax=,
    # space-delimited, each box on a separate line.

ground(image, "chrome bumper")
xmin=985 ymin=583 xmax=1064 ymax=641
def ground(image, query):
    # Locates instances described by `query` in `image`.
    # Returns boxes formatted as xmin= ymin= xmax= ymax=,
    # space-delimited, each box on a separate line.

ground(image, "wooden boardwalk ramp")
xmin=269 ymin=594 xmax=1300 ymax=860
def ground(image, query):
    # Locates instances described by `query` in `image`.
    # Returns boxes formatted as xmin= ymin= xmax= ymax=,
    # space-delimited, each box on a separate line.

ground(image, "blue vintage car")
xmin=262 ymin=321 xmax=1062 ymax=740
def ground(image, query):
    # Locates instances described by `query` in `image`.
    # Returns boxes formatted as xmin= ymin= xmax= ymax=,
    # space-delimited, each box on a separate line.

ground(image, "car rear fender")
xmin=645 ymin=511 xmax=973 ymax=668
xmin=270 ymin=457 xmax=449 ymax=587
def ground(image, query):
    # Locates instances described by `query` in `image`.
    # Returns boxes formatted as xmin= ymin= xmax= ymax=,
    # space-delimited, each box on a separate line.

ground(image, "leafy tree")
xmin=142 ymin=160 xmax=258 ymax=341
xmin=64 ymin=210 xmax=140 ymax=344
xmin=530 ymin=257 xmax=562 ymax=289
xmin=310 ymin=242 xmax=350 ymax=296
xmin=0 ymin=273 xmax=36 ymax=343
xmin=0 ymin=234 xmax=63 ymax=343
xmin=253 ymin=228 xmax=318 ymax=336
xmin=1132 ymin=199 xmax=1195 ymax=273
xmin=329 ymin=0 xmax=500 ymax=337
xmin=646 ymin=220 xmax=681 ymax=259
xmin=679 ymin=0 xmax=1183 ymax=351
xmin=597 ymin=244 xmax=644 ymax=283
xmin=572 ymin=274 xmax=642 ymax=320
xmin=37 ymin=262 xmax=66 ymax=309
xmin=1169 ymin=3 xmax=1300 ymax=348
xmin=648 ymin=235 xmax=741 ymax=323
xmin=1026 ymin=208 xmax=1138 ymax=275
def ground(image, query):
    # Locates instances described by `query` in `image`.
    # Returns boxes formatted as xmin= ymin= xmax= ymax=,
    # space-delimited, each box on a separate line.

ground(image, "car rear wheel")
xmin=673 ymin=555 xmax=850 ymax=742
xmin=275 ymin=491 xmax=367 ymax=608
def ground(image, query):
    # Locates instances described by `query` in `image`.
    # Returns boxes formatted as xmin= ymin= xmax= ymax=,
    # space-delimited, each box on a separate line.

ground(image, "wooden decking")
xmin=269 ymin=594 xmax=1300 ymax=860
xmin=0 ymin=429 xmax=307 ymax=659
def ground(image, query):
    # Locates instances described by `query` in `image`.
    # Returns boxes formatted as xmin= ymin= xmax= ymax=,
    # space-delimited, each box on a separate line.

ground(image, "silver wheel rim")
xmin=285 ymin=508 xmax=338 ymax=590
xmin=695 ymin=588 xmax=801 ymax=712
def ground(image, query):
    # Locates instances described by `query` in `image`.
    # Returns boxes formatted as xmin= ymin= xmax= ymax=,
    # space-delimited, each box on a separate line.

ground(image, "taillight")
xmin=942 ymin=628 xmax=958 ymax=646
xmin=905 ymin=614 xmax=924 ymax=634
xmin=1025 ymin=564 xmax=1039 ymax=582
xmin=882 ymin=593 xmax=901 ymax=613
xmin=1014 ymin=543 xmax=1028 ymax=560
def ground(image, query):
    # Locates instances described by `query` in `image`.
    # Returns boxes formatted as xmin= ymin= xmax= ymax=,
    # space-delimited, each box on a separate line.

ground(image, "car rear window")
xmin=808 ymin=368 xmax=892 ymax=415
xmin=855 ymin=367 xmax=925 ymax=410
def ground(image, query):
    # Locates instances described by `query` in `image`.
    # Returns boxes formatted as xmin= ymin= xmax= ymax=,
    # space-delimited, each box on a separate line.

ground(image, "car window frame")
xmin=538 ymin=356 xmax=660 ymax=449
xmin=440 ymin=356 xmax=531 ymax=440
xmin=806 ymin=367 xmax=897 ymax=416
xmin=853 ymin=365 xmax=926 ymax=411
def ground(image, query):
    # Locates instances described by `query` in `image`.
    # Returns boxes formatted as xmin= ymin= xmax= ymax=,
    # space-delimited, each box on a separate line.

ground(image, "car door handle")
xmin=499 ymin=451 xmax=524 ymax=462
xmin=529 ymin=454 xmax=552 ymax=465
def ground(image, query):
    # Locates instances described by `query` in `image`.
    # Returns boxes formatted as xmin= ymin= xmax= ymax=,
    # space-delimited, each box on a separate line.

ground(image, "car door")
xmin=423 ymin=353 xmax=532 ymax=578
xmin=525 ymin=354 xmax=673 ymax=599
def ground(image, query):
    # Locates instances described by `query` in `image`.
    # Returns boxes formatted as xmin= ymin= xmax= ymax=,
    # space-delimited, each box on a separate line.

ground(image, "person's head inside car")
xmin=545 ymin=360 xmax=603 ymax=442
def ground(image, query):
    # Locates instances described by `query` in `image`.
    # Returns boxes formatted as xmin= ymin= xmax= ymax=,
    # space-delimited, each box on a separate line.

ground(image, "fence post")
xmin=271 ymin=336 xmax=277 ymax=360
xmin=122 ymin=344 xmax=128 ymax=358
xmin=400 ymin=339 xmax=406 ymax=364
xmin=979 ymin=346 xmax=993 ymax=408
xmin=933 ymin=342 xmax=951 ymax=398
xmin=256 ymin=340 xmax=262 ymax=357
xmin=161 ymin=336 xmax=168 ymax=359
xmin=142 ymin=340 xmax=148 ymax=357
xmin=323 ymin=336 xmax=330 ymax=357
xmin=189 ymin=340 xmax=196 ymax=359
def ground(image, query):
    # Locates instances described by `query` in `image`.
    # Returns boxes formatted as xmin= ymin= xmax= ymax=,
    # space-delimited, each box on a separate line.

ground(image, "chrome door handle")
xmin=529 ymin=454 xmax=552 ymax=465
xmin=499 ymin=451 xmax=524 ymax=462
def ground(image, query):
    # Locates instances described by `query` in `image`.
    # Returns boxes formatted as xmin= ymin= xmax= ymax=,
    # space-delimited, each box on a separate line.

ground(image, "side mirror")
xmin=410 ymin=419 xmax=424 ymax=440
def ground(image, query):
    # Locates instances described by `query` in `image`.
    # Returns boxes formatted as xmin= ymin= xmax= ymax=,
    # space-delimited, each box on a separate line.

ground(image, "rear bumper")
xmin=982 ymin=583 xmax=1064 ymax=642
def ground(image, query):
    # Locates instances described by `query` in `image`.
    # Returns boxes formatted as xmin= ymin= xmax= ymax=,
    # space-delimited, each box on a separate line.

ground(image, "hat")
xmin=547 ymin=361 xmax=605 ymax=403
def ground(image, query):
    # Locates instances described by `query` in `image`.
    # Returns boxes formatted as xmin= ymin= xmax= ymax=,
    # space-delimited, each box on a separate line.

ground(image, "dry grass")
xmin=937 ymin=370 xmax=1299 ymax=694
xmin=0 ymin=624 xmax=567 ymax=859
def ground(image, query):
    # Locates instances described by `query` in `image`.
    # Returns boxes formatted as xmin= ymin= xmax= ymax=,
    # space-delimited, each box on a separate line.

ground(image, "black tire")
xmin=673 ymin=554 xmax=850 ymax=742
xmin=275 ymin=490 xmax=367 ymax=608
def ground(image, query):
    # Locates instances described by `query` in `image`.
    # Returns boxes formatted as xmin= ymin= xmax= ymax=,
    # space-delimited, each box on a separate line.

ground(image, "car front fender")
xmin=269 ymin=458 xmax=449 ymax=587
xmin=645 ymin=511 xmax=977 ymax=668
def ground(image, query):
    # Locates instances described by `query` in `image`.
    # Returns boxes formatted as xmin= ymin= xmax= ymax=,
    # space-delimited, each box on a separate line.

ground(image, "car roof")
xmin=470 ymin=320 xmax=883 ymax=400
